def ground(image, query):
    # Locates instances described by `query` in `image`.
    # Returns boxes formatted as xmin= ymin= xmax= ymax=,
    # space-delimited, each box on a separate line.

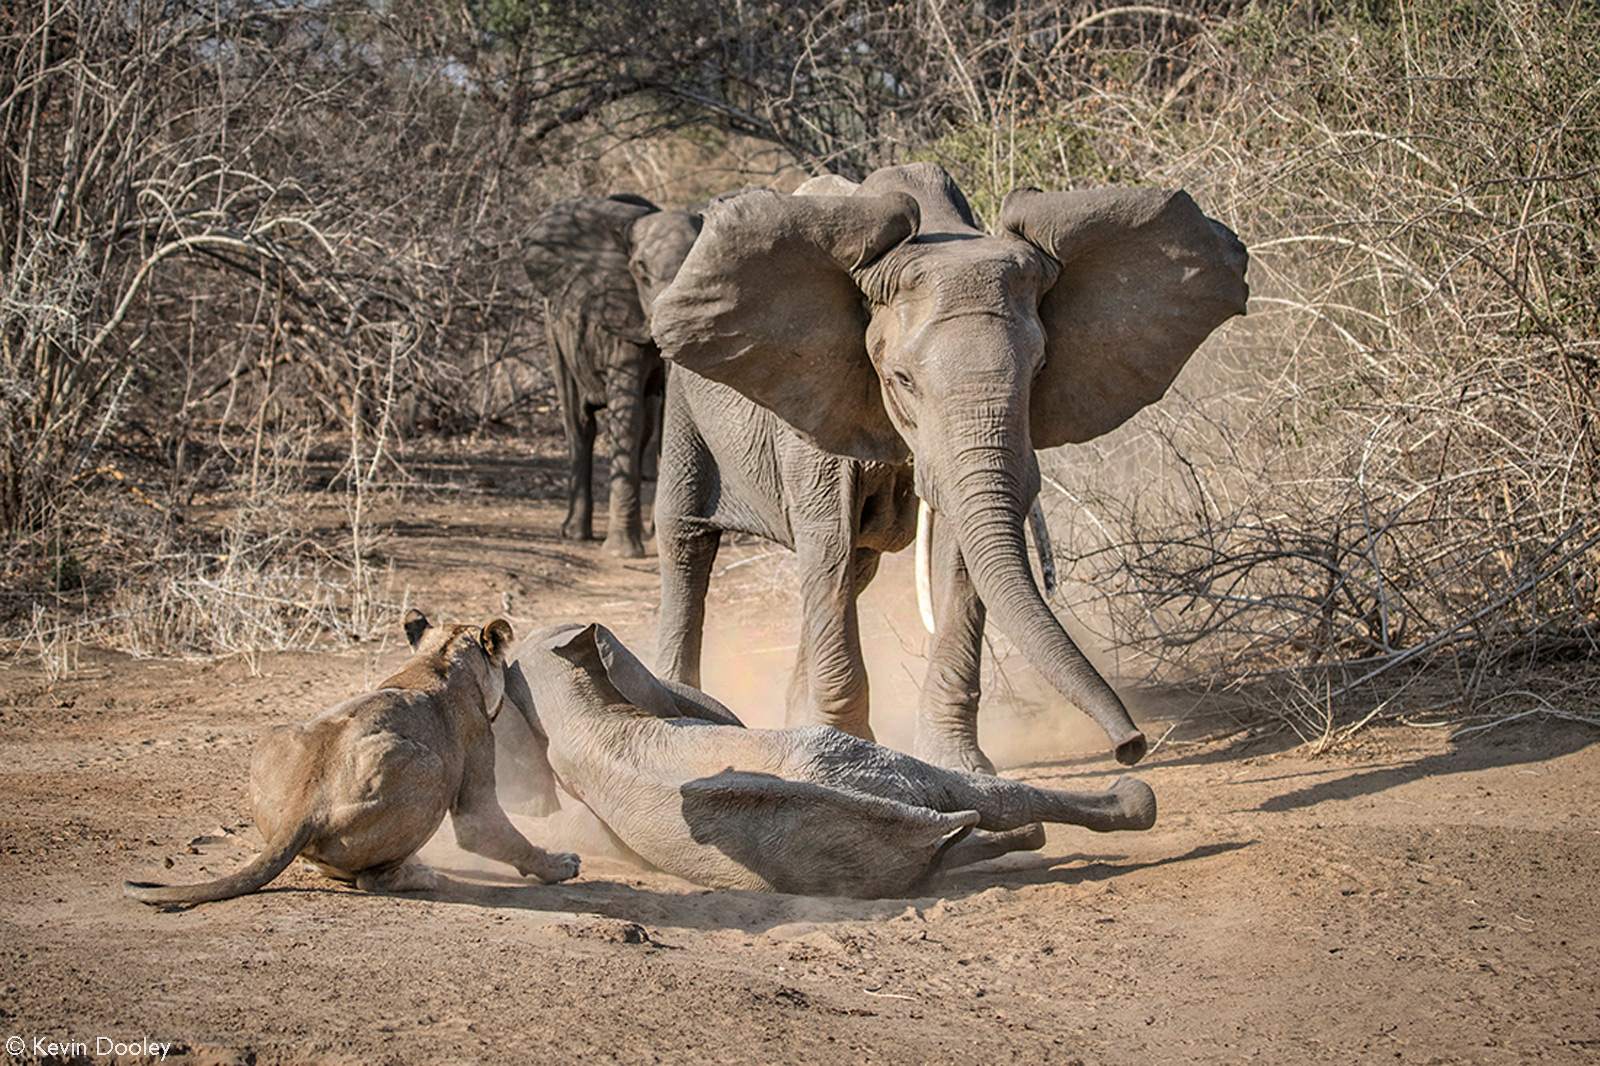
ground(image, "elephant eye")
xmin=892 ymin=369 xmax=915 ymax=392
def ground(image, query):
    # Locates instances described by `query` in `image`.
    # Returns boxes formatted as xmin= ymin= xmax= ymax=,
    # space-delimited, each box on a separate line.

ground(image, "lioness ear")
xmin=403 ymin=609 xmax=431 ymax=650
xmin=481 ymin=619 xmax=515 ymax=665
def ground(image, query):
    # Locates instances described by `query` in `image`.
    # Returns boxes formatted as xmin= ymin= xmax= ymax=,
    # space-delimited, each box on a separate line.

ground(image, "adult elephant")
xmin=650 ymin=163 xmax=1247 ymax=771
xmin=522 ymin=195 xmax=701 ymax=557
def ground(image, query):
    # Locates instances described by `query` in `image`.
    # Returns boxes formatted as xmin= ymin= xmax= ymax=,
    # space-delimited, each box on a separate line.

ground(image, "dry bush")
xmin=0 ymin=0 xmax=872 ymax=666
xmin=8 ymin=424 xmax=396 ymax=674
xmin=924 ymin=1 xmax=1599 ymax=737
xmin=3 ymin=0 xmax=877 ymax=665
xmin=7 ymin=0 xmax=1596 ymax=722
xmin=0 ymin=0 xmax=546 ymax=656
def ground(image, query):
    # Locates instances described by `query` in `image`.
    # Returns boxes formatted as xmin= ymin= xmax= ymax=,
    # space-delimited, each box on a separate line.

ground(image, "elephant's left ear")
xmin=547 ymin=622 xmax=684 ymax=720
xmin=1002 ymin=187 xmax=1248 ymax=448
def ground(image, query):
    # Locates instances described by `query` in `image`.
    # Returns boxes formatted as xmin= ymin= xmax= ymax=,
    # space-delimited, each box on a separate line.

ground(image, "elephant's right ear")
xmin=651 ymin=188 xmax=920 ymax=464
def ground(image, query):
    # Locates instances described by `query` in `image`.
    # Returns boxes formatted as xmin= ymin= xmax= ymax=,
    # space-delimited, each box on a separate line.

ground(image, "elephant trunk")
xmin=950 ymin=473 xmax=1147 ymax=766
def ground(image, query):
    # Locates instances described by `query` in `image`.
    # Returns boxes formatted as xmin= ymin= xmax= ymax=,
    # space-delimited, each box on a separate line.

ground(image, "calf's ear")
xmin=546 ymin=623 xmax=683 ymax=719
xmin=650 ymin=187 xmax=920 ymax=465
xmin=658 ymin=677 xmax=745 ymax=726
xmin=590 ymin=625 xmax=688 ymax=720
xmin=1001 ymin=187 xmax=1248 ymax=448
xmin=494 ymin=660 xmax=561 ymax=817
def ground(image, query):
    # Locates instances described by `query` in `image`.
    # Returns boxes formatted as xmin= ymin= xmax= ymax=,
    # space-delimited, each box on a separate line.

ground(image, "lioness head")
xmin=398 ymin=609 xmax=515 ymax=719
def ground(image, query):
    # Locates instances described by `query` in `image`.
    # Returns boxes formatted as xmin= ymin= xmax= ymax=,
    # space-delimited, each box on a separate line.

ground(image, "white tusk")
xmin=1028 ymin=497 xmax=1057 ymax=599
xmin=915 ymin=498 xmax=936 ymax=634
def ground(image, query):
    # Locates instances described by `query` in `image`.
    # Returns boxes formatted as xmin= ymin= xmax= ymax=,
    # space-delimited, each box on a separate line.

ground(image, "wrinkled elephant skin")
xmin=650 ymin=163 xmax=1248 ymax=769
xmin=523 ymin=195 xmax=701 ymax=557
xmin=503 ymin=622 xmax=1157 ymax=898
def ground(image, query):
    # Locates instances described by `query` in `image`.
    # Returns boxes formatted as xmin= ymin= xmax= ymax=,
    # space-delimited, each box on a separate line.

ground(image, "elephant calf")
xmin=500 ymin=622 xmax=1157 ymax=898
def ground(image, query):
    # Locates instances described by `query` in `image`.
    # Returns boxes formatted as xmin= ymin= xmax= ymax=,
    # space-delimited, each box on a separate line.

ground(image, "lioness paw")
xmin=526 ymin=850 xmax=580 ymax=884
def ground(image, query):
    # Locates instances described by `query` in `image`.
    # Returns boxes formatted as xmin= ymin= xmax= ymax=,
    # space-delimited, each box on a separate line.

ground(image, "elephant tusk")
xmin=915 ymin=499 xmax=936 ymax=634
xmin=1028 ymin=497 xmax=1057 ymax=599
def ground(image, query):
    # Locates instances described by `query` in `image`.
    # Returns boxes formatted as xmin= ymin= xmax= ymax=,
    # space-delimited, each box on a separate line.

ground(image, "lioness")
xmin=125 ymin=610 xmax=579 ymax=906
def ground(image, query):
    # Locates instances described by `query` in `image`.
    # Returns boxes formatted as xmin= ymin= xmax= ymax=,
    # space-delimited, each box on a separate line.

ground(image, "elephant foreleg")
xmin=789 ymin=533 xmax=872 ymax=741
xmin=938 ymin=824 xmax=1047 ymax=869
xmin=803 ymin=732 xmax=1155 ymax=849
xmin=551 ymin=323 xmax=597 ymax=543
xmin=932 ymin=777 xmax=1156 ymax=874
xmin=930 ymin=768 xmax=1154 ymax=837
xmin=852 ymin=546 xmax=883 ymax=595
xmin=640 ymin=381 xmax=663 ymax=483
xmin=915 ymin=510 xmax=991 ymax=772
xmin=654 ymin=385 xmax=720 ymax=689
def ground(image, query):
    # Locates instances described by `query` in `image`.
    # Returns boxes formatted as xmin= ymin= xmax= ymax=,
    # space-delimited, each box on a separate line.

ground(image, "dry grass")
xmin=5 ymin=2 xmax=1595 ymax=732
xmin=926 ymin=1 xmax=1600 ymax=741
xmin=5 ymin=430 xmax=401 ymax=677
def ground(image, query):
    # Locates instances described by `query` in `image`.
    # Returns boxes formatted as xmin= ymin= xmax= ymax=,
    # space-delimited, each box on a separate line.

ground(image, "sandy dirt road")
xmin=2 ymin=447 xmax=1596 ymax=1064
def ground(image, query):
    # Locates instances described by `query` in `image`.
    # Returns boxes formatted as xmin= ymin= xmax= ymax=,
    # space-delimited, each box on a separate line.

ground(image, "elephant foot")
xmin=560 ymin=521 xmax=594 ymax=542
xmin=602 ymin=532 xmax=647 ymax=558
xmin=913 ymin=730 xmax=995 ymax=775
xmin=1087 ymin=776 xmax=1157 ymax=833
xmin=937 ymin=823 xmax=1046 ymax=872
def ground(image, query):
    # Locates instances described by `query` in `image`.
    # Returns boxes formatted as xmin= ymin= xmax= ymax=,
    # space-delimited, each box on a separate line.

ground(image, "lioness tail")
xmin=124 ymin=821 xmax=315 ymax=906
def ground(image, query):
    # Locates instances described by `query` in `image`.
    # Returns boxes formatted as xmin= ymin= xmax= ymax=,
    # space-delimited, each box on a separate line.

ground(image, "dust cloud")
xmin=688 ymin=545 xmax=1141 ymax=773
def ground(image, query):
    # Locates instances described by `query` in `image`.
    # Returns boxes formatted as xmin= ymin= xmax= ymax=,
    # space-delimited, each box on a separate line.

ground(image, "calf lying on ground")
xmin=499 ymin=621 xmax=1156 ymax=898
xmin=126 ymin=611 xmax=579 ymax=906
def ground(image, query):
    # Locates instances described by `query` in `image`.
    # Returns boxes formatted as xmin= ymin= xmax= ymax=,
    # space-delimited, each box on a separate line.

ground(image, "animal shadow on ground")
xmin=415 ymin=840 xmax=1251 ymax=936
xmin=932 ymin=840 xmax=1251 ymax=897
xmin=1066 ymin=689 xmax=1597 ymax=817
xmin=1253 ymin=720 xmax=1596 ymax=813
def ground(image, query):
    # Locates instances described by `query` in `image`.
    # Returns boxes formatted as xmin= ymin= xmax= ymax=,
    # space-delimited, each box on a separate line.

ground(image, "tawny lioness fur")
xmin=125 ymin=611 xmax=578 ymax=906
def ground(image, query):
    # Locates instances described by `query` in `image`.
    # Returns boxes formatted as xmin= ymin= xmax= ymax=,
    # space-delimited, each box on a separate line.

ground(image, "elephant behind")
xmin=649 ymin=163 xmax=1247 ymax=772
xmin=522 ymin=195 xmax=701 ymax=557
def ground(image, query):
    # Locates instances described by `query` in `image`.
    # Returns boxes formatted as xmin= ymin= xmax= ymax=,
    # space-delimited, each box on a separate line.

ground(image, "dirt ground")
xmin=2 ymin=442 xmax=1596 ymax=1065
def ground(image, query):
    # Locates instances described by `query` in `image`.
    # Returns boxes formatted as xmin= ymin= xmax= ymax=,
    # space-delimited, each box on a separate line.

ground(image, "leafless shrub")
xmin=0 ymin=0 xmax=540 ymax=657
xmin=978 ymin=1 xmax=1600 ymax=734
xmin=6 ymin=0 xmax=1595 ymax=721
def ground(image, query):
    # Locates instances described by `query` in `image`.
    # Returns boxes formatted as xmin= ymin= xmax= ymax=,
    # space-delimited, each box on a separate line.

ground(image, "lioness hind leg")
xmin=356 ymin=858 xmax=439 ymax=893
